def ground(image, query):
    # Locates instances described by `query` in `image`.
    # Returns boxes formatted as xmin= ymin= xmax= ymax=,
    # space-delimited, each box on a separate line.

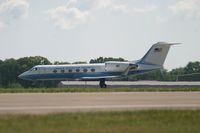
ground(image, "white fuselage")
xmin=18 ymin=61 xmax=161 ymax=81
xmin=19 ymin=42 xmax=176 ymax=82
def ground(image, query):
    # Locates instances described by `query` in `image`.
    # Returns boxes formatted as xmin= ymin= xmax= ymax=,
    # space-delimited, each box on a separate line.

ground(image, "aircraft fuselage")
xmin=18 ymin=42 xmax=178 ymax=88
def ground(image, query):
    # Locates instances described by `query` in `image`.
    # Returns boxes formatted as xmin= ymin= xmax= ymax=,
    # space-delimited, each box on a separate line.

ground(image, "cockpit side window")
xmin=30 ymin=67 xmax=37 ymax=71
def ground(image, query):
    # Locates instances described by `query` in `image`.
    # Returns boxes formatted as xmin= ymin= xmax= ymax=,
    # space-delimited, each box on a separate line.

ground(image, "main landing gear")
xmin=99 ymin=78 xmax=107 ymax=88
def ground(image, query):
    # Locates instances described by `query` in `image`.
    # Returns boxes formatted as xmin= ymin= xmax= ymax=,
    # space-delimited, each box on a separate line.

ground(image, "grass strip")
xmin=0 ymin=110 xmax=199 ymax=133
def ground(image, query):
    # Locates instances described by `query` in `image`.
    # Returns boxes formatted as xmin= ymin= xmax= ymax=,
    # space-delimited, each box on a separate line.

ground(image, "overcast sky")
xmin=0 ymin=0 xmax=200 ymax=70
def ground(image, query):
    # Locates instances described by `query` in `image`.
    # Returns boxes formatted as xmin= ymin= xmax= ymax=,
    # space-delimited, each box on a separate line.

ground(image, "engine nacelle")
xmin=129 ymin=63 xmax=139 ymax=70
xmin=105 ymin=61 xmax=132 ymax=72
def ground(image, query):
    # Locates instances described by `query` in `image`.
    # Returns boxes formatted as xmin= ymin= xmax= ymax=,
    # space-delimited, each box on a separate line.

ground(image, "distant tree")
xmin=54 ymin=61 xmax=70 ymax=65
xmin=166 ymin=67 xmax=185 ymax=81
xmin=170 ymin=67 xmax=185 ymax=75
xmin=16 ymin=56 xmax=51 ymax=78
xmin=90 ymin=57 xmax=126 ymax=63
xmin=17 ymin=56 xmax=51 ymax=71
xmin=72 ymin=61 xmax=87 ymax=64
xmin=0 ymin=58 xmax=19 ymax=86
xmin=0 ymin=60 xmax=2 ymax=86
xmin=131 ymin=70 xmax=164 ymax=81
xmin=184 ymin=61 xmax=200 ymax=74
xmin=0 ymin=56 xmax=52 ymax=87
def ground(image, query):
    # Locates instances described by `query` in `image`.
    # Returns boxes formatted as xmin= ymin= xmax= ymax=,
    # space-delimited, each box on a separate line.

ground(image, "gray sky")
xmin=0 ymin=0 xmax=200 ymax=70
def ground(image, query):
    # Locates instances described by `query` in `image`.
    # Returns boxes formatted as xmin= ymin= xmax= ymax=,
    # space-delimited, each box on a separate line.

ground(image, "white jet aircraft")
xmin=18 ymin=42 xmax=178 ymax=88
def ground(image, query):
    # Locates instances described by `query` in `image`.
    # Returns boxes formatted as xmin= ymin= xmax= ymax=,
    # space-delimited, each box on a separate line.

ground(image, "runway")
xmin=61 ymin=81 xmax=200 ymax=88
xmin=0 ymin=92 xmax=200 ymax=114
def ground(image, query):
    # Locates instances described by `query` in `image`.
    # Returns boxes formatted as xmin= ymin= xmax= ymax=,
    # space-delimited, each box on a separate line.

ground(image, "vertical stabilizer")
xmin=140 ymin=42 xmax=179 ymax=66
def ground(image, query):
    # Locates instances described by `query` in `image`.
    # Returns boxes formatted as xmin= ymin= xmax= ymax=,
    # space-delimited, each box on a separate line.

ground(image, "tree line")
xmin=0 ymin=56 xmax=199 ymax=88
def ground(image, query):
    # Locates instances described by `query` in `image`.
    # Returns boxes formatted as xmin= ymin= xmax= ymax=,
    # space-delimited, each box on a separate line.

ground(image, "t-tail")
xmin=139 ymin=42 xmax=180 ymax=66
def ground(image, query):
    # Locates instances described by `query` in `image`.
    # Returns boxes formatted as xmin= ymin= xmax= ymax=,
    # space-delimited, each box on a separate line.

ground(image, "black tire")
xmin=99 ymin=84 xmax=107 ymax=88
xmin=99 ymin=82 xmax=104 ymax=88
xmin=103 ymin=84 xmax=107 ymax=88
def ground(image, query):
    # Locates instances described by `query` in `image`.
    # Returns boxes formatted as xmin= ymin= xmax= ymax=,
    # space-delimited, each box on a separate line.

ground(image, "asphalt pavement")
xmin=0 ymin=92 xmax=199 ymax=114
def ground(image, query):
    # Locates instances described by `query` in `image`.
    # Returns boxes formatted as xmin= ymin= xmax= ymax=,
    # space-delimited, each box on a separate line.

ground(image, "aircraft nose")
xmin=18 ymin=72 xmax=30 ymax=80
xmin=18 ymin=73 xmax=25 ymax=80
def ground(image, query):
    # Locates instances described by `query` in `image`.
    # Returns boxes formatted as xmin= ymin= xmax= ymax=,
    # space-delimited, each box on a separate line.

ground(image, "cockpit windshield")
xmin=30 ymin=67 xmax=38 ymax=71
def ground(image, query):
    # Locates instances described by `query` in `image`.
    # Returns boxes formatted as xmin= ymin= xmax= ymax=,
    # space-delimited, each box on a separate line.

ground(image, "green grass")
xmin=0 ymin=110 xmax=200 ymax=133
xmin=0 ymin=87 xmax=200 ymax=93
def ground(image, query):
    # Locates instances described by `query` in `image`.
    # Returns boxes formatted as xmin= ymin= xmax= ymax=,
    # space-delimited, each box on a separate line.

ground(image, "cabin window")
xmin=53 ymin=69 xmax=57 ymax=73
xmin=83 ymin=69 xmax=88 ymax=73
xmin=61 ymin=70 xmax=65 ymax=73
xmin=76 ymin=69 xmax=80 ymax=72
xmin=91 ymin=68 xmax=95 ymax=72
xmin=33 ymin=68 xmax=37 ymax=71
xmin=116 ymin=64 xmax=120 ymax=67
xmin=68 ymin=69 xmax=72 ymax=73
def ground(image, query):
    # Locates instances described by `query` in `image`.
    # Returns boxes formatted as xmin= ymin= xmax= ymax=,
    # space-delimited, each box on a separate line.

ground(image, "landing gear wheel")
xmin=99 ymin=78 xmax=107 ymax=88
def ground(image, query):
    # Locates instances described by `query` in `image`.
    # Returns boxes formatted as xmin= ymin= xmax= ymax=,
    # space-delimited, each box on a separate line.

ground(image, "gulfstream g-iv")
xmin=18 ymin=42 xmax=178 ymax=88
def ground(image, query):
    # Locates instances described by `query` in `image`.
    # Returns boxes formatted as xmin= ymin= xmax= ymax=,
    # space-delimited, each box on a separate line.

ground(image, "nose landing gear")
xmin=99 ymin=78 xmax=107 ymax=88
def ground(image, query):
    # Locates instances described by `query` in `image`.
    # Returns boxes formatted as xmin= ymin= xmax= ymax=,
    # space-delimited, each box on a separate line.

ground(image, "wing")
xmin=81 ymin=75 xmax=119 ymax=80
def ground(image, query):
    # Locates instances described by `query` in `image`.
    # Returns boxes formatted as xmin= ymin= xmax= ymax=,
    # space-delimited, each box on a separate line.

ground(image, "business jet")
xmin=18 ymin=42 xmax=178 ymax=88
